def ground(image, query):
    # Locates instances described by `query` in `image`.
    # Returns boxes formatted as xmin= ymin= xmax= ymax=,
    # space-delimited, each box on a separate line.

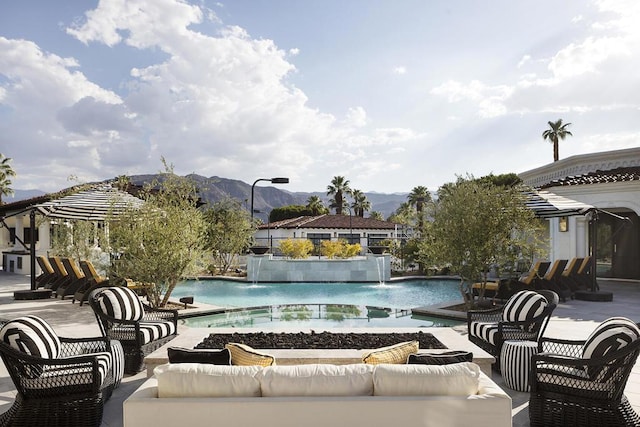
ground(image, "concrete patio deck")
xmin=0 ymin=272 xmax=638 ymax=427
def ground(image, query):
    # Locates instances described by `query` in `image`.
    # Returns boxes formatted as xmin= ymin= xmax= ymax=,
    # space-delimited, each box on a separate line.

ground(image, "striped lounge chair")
xmin=0 ymin=315 xmax=124 ymax=426
xmin=467 ymin=290 xmax=557 ymax=371
xmin=89 ymin=286 xmax=178 ymax=374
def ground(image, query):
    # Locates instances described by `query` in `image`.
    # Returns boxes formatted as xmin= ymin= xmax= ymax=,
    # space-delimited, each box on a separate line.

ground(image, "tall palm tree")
xmin=542 ymin=119 xmax=573 ymax=162
xmin=326 ymin=176 xmax=352 ymax=215
xmin=369 ymin=211 xmax=384 ymax=221
xmin=0 ymin=154 xmax=16 ymax=205
xmin=407 ymin=186 xmax=431 ymax=229
xmin=351 ymin=189 xmax=371 ymax=217
xmin=306 ymin=195 xmax=327 ymax=215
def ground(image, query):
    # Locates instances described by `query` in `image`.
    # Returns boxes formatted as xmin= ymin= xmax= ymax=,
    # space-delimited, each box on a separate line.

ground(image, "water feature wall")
xmin=247 ymin=254 xmax=391 ymax=282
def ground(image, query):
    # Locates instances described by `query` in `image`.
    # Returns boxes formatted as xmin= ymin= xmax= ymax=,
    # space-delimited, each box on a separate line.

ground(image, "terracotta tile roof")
xmin=540 ymin=166 xmax=640 ymax=189
xmin=258 ymin=214 xmax=398 ymax=230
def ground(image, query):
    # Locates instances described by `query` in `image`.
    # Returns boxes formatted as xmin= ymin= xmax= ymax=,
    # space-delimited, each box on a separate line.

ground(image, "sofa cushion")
xmin=407 ymin=351 xmax=473 ymax=365
xmin=257 ymin=364 xmax=374 ymax=397
xmin=362 ymin=341 xmax=419 ymax=364
xmin=373 ymin=362 xmax=480 ymax=396
xmin=154 ymin=363 xmax=262 ymax=397
xmin=0 ymin=315 xmax=61 ymax=359
xmin=167 ymin=347 xmax=231 ymax=365
xmin=225 ymin=343 xmax=275 ymax=366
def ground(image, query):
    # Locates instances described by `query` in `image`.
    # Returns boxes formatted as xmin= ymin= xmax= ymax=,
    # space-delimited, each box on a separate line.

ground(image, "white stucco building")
xmin=519 ymin=147 xmax=640 ymax=280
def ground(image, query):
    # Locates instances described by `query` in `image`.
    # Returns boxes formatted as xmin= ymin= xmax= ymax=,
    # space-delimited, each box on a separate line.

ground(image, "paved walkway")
xmin=0 ymin=272 xmax=638 ymax=426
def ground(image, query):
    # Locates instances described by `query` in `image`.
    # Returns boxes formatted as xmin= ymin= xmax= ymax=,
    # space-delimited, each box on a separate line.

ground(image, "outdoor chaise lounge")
xmin=58 ymin=257 xmax=89 ymax=300
xmin=35 ymin=255 xmax=56 ymax=288
xmin=48 ymin=256 xmax=72 ymax=294
xmin=0 ymin=315 xmax=124 ymax=427
xmin=467 ymin=290 xmax=557 ymax=371
xmin=536 ymin=259 xmax=571 ymax=302
xmin=530 ymin=316 xmax=640 ymax=426
xmin=89 ymin=286 xmax=178 ymax=374
xmin=73 ymin=260 xmax=111 ymax=306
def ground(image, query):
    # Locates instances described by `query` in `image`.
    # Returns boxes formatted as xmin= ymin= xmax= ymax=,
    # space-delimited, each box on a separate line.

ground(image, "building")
xmin=253 ymin=214 xmax=401 ymax=254
xmin=519 ymin=147 xmax=640 ymax=280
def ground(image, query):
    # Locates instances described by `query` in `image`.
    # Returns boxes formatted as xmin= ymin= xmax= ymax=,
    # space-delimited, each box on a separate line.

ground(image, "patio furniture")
xmin=500 ymin=340 xmax=538 ymax=391
xmin=529 ymin=316 xmax=640 ymax=426
xmin=467 ymin=290 xmax=556 ymax=371
xmin=537 ymin=259 xmax=570 ymax=301
xmin=58 ymin=257 xmax=89 ymax=300
xmin=89 ymin=286 xmax=178 ymax=374
xmin=0 ymin=315 xmax=123 ymax=427
xmin=48 ymin=256 xmax=72 ymax=293
xmin=73 ymin=260 xmax=111 ymax=306
xmin=35 ymin=255 xmax=56 ymax=288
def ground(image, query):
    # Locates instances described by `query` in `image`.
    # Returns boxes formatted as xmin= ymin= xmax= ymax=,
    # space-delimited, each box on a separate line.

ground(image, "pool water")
xmin=172 ymin=278 xmax=461 ymax=309
xmin=182 ymin=303 xmax=463 ymax=329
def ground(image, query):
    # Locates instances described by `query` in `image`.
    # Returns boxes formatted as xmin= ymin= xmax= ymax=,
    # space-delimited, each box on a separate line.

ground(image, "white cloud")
xmin=393 ymin=66 xmax=407 ymax=75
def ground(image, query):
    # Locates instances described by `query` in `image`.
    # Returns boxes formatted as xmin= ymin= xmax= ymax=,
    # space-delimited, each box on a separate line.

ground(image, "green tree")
xmin=418 ymin=175 xmax=545 ymax=307
xmin=351 ymin=189 xmax=371 ymax=217
xmin=306 ymin=195 xmax=328 ymax=215
xmin=369 ymin=211 xmax=384 ymax=221
xmin=407 ymin=186 xmax=431 ymax=230
xmin=108 ymin=159 xmax=207 ymax=307
xmin=203 ymin=197 xmax=254 ymax=275
xmin=326 ymin=176 xmax=352 ymax=215
xmin=388 ymin=202 xmax=413 ymax=226
xmin=543 ymin=119 xmax=573 ymax=162
xmin=0 ymin=154 xmax=16 ymax=204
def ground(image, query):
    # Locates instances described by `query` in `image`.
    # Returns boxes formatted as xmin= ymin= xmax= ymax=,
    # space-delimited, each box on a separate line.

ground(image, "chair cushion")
xmin=257 ymin=364 xmax=374 ymax=397
xmin=225 ymin=343 xmax=275 ymax=366
xmin=0 ymin=315 xmax=61 ymax=359
xmin=502 ymin=290 xmax=547 ymax=323
xmin=407 ymin=351 xmax=473 ymax=365
xmin=582 ymin=317 xmax=640 ymax=379
xmin=110 ymin=321 xmax=176 ymax=344
xmin=362 ymin=341 xmax=419 ymax=364
xmin=95 ymin=287 xmax=145 ymax=321
xmin=168 ymin=347 xmax=231 ymax=365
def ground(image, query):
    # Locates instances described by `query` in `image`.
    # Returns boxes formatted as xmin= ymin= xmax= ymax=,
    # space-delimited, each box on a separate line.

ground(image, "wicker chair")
xmin=529 ymin=317 xmax=640 ymax=426
xmin=89 ymin=286 xmax=178 ymax=374
xmin=467 ymin=290 xmax=557 ymax=370
xmin=0 ymin=315 xmax=123 ymax=427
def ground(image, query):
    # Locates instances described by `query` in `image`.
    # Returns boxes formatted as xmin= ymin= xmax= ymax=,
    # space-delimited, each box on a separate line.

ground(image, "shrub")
xmin=320 ymin=239 xmax=362 ymax=259
xmin=279 ymin=238 xmax=314 ymax=259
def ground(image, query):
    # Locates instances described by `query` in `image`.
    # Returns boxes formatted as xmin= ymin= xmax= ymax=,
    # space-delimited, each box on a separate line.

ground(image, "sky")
xmin=1 ymin=0 xmax=639 ymax=195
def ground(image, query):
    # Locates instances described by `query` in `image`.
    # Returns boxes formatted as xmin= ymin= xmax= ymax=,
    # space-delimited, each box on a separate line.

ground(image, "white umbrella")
xmin=524 ymin=190 xmax=593 ymax=219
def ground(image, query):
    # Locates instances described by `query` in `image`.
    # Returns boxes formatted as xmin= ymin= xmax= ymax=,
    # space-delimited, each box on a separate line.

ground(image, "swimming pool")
xmin=181 ymin=303 xmax=463 ymax=329
xmin=171 ymin=278 xmax=461 ymax=310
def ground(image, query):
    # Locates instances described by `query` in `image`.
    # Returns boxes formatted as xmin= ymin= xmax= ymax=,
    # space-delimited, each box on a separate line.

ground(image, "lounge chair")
xmin=89 ymin=286 xmax=178 ymax=374
xmin=73 ymin=260 xmax=111 ymax=306
xmin=569 ymin=256 xmax=598 ymax=292
xmin=530 ymin=316 xmax=640 ymax=426
xmin=467 ymin=290 xmax=557 ymax=371
xmin=0 ymin=315 xmax=124 ymax=426
xmin=558 ymin=257 xmax=583 ymax=297
xmin=57 ymin=257 xmax=88 ymax=300
xmin=504 ymin=260 xmax=550 ymax=296
xmin=537 ymin=259 xmax=570 ymax=301
xmin=47 ymin=256 xmax=72 ymax=293
xmin=35 ymin=255 xmax=56 ymax=288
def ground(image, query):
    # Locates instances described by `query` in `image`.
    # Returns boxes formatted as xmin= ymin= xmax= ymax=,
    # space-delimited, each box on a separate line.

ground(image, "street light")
xmin=250 ymin=177 xmax=289 ymax=222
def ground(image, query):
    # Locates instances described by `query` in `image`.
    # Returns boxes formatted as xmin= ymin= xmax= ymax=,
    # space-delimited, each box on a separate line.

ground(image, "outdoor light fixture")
xmin=250 ymin=177 xmax=290 ymax=221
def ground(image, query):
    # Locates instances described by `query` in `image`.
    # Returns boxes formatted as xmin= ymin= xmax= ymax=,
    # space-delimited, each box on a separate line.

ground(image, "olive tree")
xmin=418 ymin=175 xmax=545 ymax=307
xmin=108 ymin=162 xmax=207 ymax=307
xmin=203 ymin=198 xmax=254 ymax=274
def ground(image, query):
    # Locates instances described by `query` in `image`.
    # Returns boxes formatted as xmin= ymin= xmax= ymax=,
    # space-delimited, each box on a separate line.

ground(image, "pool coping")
xmin=144 ymin=326 xmax=495 ymax=378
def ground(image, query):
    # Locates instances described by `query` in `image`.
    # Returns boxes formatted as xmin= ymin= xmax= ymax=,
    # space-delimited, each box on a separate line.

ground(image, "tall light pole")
xmin=251 ymin=177 xmax=289 ymax=222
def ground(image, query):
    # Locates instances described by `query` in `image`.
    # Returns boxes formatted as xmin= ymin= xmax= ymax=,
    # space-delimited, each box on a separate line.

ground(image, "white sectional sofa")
xmin=124 ymin=362 xmax=512 ymax=427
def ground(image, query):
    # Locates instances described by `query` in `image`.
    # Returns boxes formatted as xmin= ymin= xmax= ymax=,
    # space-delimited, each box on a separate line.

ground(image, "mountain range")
xmin=9 ymin=174 xmax=412 ymax=220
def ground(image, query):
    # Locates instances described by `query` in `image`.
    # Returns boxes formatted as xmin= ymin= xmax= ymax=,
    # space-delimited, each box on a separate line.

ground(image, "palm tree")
xmin=407 ymin=186 xmax=431 ymax=229
xmin=542 ymin=119 xmax=573 ymax=162
xmin=0 ymin=154 xmax=16 ymax=205
xmin=326 ymin=176 xmax=352 ymax=215
xmin=369 ymin=211 xmax=384 ymax=221
xmin=351 ymin=189 xmax=371 ymax=217
xmin=306 ymin=195 xmax=327 ymax=215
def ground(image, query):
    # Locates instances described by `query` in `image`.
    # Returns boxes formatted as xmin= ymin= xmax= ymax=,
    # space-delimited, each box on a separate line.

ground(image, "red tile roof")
xmin=540 ymin=166 xmax=640 ymax=189
xmin=258 ymin=214 xmax=398 ymax=230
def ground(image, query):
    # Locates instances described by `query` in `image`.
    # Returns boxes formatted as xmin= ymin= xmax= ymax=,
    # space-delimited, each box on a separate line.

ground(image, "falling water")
xmin=375 ymin=256 xmax=385 ymax=285
xmin=251 ymin=256 xmax=263 ymax=284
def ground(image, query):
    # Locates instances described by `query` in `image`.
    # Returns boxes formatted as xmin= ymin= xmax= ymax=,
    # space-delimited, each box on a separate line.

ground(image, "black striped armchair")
xmin=89 ymin=286 xmax=178 ymax=374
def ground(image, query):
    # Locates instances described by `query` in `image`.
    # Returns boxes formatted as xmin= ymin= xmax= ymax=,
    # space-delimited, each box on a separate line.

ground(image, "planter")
xmin=368 ymin=246 xmax=389 ymax=255
xmin=249 ymin=246 xmax=270 ymax=255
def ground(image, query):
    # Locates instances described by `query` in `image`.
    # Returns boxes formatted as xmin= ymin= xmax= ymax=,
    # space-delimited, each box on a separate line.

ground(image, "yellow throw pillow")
xmin=225 ymin=342 xmax=276 ymax=367
xmin=362 ymin=341 xmax=419 ymax=365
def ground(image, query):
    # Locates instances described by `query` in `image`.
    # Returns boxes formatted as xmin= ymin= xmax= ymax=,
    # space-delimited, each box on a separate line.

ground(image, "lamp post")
xmin=250 ymin=177 xmax=289 ymax=222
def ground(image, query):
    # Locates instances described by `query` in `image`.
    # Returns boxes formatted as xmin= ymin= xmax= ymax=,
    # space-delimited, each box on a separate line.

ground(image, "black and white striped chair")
xmin=530 ymin=317 xmax=640 ymax=426
xmin=89 ymin=286 xmax=178 ymax=374
xmin=0 ymin=315 xmax=123 ymax=426
xmin=467 ymin=290 xmax=557 ymax=370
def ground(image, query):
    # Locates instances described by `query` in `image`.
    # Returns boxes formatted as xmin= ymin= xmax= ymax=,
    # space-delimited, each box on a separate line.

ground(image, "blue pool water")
xmin=171 ymin=278 xmax=461 ymax=310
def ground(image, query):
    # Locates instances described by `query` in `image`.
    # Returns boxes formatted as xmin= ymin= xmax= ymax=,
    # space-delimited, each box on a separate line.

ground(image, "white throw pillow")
xmin=154 ymin=363 xmax=262 ymax=398
xmin=257 ymin=364 xmax=375 ymax=397
xmin=373 ymin=362 xmax=480 ymax=396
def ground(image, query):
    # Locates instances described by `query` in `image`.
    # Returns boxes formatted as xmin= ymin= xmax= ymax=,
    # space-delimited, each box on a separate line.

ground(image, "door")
xmin=595 ymin=210 xmax=639 ymax=279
